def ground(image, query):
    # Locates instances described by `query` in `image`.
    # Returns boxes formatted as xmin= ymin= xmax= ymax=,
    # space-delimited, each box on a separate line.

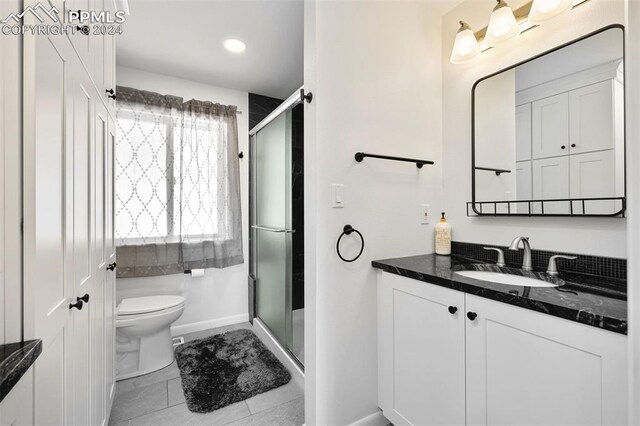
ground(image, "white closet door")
xmin=515 ymin=161 xmax=532 ymax=200
xmin=570 ymin=150 xmax=616 ymax=214
xmin=515 ymin=103 xmax=532 ymax=161
xmin=569 ymin=81 xmax=615 ymax=154
xmin=24 ymin=29 xmax=75 ymax=426
xmin=532 ymin=156 xmax=569 ymax=214
xmin=532 ymin=93 xmax=569 ymax=159
xmin=93 ymin=105 xmax=109 ymax=426
xmin=71 ymin=72 xmax=94 ymax=426
xmin=105 ymin=116 xmax=117 ymax=415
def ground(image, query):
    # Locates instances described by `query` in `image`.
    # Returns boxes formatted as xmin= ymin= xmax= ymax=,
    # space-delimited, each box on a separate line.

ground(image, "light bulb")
xmin=450 ymin=21 xmax=480 ymax=64
xmin=484 ymin=0 xmax=520 ymax=46
xmin=528 ymin=0 xmax=573 ymax=24
xmin=223 ymin=38 xmax=246 ymax=54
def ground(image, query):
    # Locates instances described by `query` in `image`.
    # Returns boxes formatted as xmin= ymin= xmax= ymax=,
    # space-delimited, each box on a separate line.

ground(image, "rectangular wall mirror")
xmin=471 ymin=25 xmax=625 ymax=217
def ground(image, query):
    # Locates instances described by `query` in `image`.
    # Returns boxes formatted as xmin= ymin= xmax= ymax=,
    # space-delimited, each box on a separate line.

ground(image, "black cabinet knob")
xmin=561 ymin=145 xmax=566 ymax=149
xmin=448 ymin=306 xmax=458 ymax=314
xmin=467 ymin=311 xmax=477 ymax=321
xmin=77 ymin=294 xmax=89 ymax=303
xmin=571 ymin=144 xmax=576 ymax=148
xmin=69 ymin=300 xmax=84 ymax=311
xmin=107 ymin=262 xmax=117 ymax=271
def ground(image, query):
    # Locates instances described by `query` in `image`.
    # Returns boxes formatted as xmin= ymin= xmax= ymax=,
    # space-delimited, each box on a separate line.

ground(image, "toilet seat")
xmin=118 ymin=295 xmax=185 ymax=317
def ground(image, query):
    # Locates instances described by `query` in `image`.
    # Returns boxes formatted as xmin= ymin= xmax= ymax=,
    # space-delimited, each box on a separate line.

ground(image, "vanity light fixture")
xmin=484 ymin=0 xmax=520 ymax=46
xmin=450 ymin=0 xmax=591 ymax=64
xmin=450 ymin=21 xmax=480 ymax=64
xmin=528 ymin=0 xmax=573 ymax=24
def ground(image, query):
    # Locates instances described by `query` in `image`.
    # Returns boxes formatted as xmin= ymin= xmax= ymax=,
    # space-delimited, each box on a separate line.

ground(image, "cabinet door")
xmin=92 ymin=103 xmax=109 ymax=426
xmin=570 ymin=81 xmax=615 ymax=154
xmin=105 ymin=115 xmax=117 ymax=416
xmin=515 ymin=161 xmax=532 ymax=201
xmin=516 ymin=103 xmax=532 ymax=161
xmin=24 ymin=27 xmax=76 ymax=426
xmin=68 ymin=0 xmax=93 ymax=73
xmin=465 ymin=294 xmax=627 ymax=426
xmin=378 ymin=272 xmax=465 ymax=426
xmin=532 ymin=156 xmax=569 ymax=213
xmin=570 ymin=150 xmax=616 ymax=214
xmin=532 ymin=93 xmax=569 ymax=159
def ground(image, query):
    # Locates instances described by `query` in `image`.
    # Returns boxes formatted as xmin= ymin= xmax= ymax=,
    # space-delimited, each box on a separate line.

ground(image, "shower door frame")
xmin=249 ymin=87 xmax=305 ymax=368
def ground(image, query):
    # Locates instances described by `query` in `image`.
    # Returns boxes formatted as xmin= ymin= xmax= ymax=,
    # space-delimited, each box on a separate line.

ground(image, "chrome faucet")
xmin=508 ymin=236 xmax=532 ymax=271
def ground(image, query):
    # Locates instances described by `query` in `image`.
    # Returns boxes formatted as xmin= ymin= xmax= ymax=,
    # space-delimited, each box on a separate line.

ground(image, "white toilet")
xmin=115 ymin=295 xmax=185 ymax=380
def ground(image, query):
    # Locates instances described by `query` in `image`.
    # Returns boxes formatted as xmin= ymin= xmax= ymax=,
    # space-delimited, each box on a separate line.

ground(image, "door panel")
xmin=105 ymin=116 xmax=117 ymax=411
xmin=378 ymin=273 xmax=466 ymax=426
xmin=465 ymin=294 xmax=627 ymax=426
xmin=27 ymin=32 xmax=75 ymax=426
xmin=254 ymin=112 xmax=293 ymax=347
xmin=72 ymin=73 xmax=93 ymax=426
xmin=532 ymin=93 xmax=569 ymax=159
xmin=570 ymin=81 xmax=615 ymax=154
xmin=515 ymin=103 xmax=532 ymax=161
xmin=570 ymin=150 xmax=616 ymax=214
xmin=532 ymin=156 xmax=569 ymax=214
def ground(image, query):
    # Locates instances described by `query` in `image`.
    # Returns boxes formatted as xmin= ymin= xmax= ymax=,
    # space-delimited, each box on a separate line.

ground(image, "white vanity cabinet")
xmin=378 ymin=273 xmax=466 ymax=426
xmin=377 ymin=271 xmax=628 ymax=426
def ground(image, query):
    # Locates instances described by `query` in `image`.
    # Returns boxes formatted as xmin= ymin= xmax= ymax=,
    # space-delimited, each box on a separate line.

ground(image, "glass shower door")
xmin=253 ymin=111 xmax=293 ymax=348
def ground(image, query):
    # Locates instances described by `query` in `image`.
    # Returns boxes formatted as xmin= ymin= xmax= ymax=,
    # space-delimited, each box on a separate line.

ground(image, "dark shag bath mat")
xmin=174 ymin=328 xmax=291 ymax=413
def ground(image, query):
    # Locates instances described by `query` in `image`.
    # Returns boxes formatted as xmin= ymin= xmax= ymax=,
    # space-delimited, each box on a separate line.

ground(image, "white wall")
xmin=304 ymin=2 xmax=446 ymax=424
xmin=1 ymin=0 xmax=23 ymax=344
xmin=115 ymin=67 xmax=250 ymax=333
xmin=626 ymin=0 xmax=640 ymax=422
xmin=442 ymin=0 xmax=627 ymax=257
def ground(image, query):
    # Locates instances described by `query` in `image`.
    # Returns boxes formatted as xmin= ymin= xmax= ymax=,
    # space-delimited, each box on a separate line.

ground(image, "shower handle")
xmin=251 ymin=225 xmax=296 ymax=233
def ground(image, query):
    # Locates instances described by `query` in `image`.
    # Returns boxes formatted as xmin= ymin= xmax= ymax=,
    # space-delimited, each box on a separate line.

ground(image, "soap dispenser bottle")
xmin=435 ymin=212 xmax=451 ymax=256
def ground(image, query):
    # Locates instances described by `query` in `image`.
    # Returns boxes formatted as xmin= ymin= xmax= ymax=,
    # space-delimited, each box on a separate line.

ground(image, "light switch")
xmin=332 ymin=184 xmax=345 ymax=208
xmin=420 ymin=204 xmax=430 ymax=224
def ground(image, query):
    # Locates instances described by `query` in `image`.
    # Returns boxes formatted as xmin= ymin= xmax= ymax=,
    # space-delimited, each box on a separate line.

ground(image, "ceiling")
xmin=117 ymin=0 xmax=304 ymax=99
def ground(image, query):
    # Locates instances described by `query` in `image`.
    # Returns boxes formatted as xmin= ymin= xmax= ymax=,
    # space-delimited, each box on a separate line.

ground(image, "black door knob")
xmin=467 ymin=311 xmax=477 ymax=321
xmin=107 ymin=262 xmax=117 ymax=271
xmin=448 ymin=306 xmax=458 ymax=314
xmin=561 ymin=145 xmax=566 ymax=149
xmin=69 ymin=300 xmax=84 ymax=311
xmin=77 ymin=294 xmax=90 ymax=303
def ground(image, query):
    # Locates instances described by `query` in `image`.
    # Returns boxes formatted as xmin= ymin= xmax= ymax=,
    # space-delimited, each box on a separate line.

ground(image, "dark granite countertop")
xmin=372 ymin=254 xmax=627 ymax=335
xmin=0 ymin=340 xmax=42 ymax=403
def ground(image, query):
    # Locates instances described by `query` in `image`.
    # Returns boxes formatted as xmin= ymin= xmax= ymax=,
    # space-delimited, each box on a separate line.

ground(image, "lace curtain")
xmin=115 ymin=86 xmax=243 ymax=278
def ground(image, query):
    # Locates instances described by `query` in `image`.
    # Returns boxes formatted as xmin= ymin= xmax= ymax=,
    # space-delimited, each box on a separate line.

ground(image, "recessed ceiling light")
xmin=223 ymin=38 xmax=246 ymax=54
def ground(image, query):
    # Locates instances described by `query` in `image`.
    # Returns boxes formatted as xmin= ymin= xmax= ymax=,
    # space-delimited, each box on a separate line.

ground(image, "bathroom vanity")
xmin=373 ymin=253 xmax=627 ymax=426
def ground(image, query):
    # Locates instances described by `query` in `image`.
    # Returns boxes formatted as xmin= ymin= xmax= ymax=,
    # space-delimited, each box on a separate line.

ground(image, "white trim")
xmin=253 ymin=317 xmax=304 ymax=388
xmin=516 ymin=59 xmax=623 ymax=106
xmin=170 ymin=313 xmax=249 ymax=336
xmin=348 ymin=410 xmax=389 ymax=426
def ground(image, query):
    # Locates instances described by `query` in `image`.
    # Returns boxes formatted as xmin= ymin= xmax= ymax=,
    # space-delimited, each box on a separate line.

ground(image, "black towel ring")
xmin=336 ymin=224 xmax=365 ymax=263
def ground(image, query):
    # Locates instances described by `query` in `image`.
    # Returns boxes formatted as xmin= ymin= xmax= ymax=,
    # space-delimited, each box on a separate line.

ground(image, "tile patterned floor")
xmin=108 ymin=322 xmax=304 ymax=426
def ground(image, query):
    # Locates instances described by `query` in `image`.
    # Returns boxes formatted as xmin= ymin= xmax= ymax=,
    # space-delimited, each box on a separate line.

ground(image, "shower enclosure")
xmin=249 ymin=89 xmax=305 ymax=366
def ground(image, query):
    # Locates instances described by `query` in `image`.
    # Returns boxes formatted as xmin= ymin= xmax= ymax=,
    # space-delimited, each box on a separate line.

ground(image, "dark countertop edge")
xmin=0 ymin=339 xmax=42 ymax=403
xmin=372 ymin=259 xmax=627 ymax=335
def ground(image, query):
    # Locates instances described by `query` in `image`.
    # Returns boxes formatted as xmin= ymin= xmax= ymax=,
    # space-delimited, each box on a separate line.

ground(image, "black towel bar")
xmin=354 ymin=152 xmax=434 ymax=168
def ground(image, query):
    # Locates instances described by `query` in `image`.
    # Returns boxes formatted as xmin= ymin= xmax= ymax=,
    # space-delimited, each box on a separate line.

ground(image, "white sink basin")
xmin=454 ymin=270 xmax=559 ymax=288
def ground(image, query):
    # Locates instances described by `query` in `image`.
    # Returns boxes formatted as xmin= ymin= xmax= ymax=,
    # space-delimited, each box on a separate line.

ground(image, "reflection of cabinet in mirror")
xmin=516 ymin=60 xmax=624 ymax=214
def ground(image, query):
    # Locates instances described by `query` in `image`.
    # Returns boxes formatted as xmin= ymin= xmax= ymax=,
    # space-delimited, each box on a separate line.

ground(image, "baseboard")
xmin=253 ymin=318 xmax=305 ymax=388
xmin=170 ymin=313 xmax=249 ymax=336
xmin=349 ymin=410 xmax=389 ymax=426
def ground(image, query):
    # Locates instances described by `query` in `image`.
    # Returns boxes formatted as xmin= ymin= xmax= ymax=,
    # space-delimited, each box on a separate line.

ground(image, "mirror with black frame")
xmin=472 ymin=26 xmax=625 ymax=217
